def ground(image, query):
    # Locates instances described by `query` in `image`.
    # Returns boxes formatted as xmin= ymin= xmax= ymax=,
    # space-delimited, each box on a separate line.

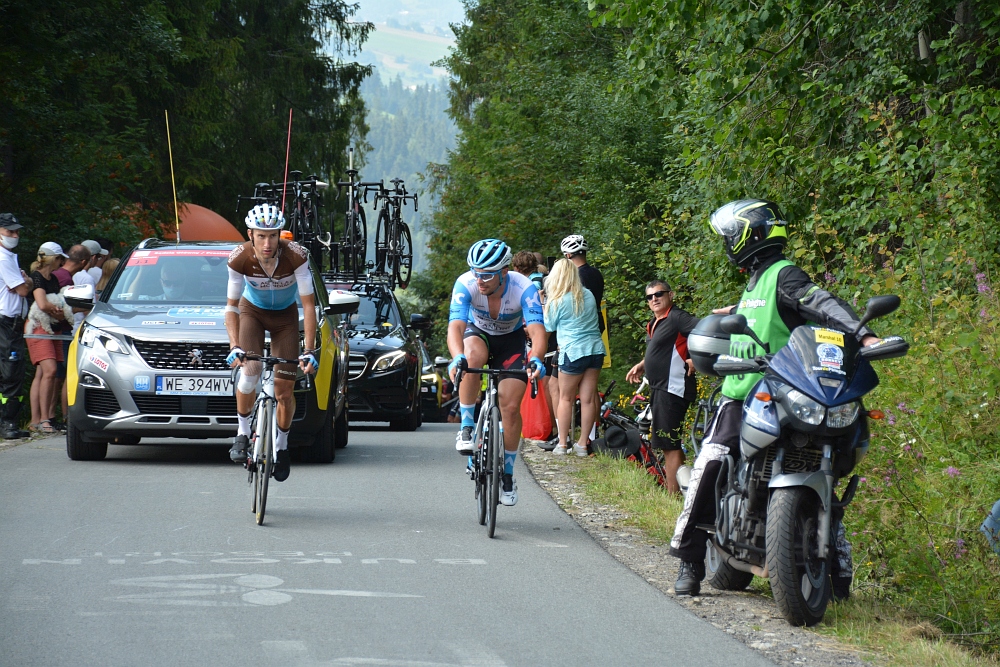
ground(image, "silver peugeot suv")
xmin=64 ymin=239 xmax=358 ymax=462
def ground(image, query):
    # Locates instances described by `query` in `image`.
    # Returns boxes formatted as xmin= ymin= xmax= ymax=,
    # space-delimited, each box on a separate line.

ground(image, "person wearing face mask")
xmin=0 ymin=214 xmax=32 ymax=439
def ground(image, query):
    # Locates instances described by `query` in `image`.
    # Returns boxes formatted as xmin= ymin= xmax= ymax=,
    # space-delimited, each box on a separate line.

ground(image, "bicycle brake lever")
xmin=530 ymin=378 xmax=538 ymax=399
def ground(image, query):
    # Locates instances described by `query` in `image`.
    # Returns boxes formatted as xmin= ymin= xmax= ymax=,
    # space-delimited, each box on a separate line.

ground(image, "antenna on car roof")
xmin=164 ymin=110 xmax=181 ymax=244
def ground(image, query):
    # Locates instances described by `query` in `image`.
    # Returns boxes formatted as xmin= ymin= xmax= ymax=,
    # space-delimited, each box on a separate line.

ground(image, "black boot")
xmin=0 ymin=420 xmax=29 ymax=439
xmin=674 ymin=560 xmax=705 ymax=596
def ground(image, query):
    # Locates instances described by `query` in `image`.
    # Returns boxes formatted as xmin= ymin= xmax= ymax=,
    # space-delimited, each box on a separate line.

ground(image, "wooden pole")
xmin=164 ymin=110 xmax=181 ymax=243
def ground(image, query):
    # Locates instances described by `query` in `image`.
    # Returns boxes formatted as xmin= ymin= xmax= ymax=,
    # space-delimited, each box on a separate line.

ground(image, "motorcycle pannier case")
xmin=688 ymin=314 xmax=731 ymax=377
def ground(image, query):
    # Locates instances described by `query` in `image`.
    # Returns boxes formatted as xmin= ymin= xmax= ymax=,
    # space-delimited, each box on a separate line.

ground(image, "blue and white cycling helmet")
xmin=245 ymin=203 xmax=285 ymax=231
xmin=467 ymin=239 xmax=511 ymax=272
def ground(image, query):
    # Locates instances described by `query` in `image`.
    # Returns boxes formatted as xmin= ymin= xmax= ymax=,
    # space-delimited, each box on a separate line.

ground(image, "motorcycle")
xmin=699 ymin=295 xmax=908 ymax=626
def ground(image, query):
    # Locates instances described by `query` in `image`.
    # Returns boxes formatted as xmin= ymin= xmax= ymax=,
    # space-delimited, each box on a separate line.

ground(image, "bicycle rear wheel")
xmin=394 ymin=222 xmax=413 ymax=289
xmin=486 ymin=405 xmax=502 ymax=538
xmin=344 ymin=207 xmax=367 ymax=280
xmin=474 ymin=412 xmax=488 ymax=525
xmin=255 ymin=401 xmax=273 ymax=526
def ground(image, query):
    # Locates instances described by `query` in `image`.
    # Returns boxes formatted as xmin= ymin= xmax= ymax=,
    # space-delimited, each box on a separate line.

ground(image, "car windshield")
xmin=106 ymin=246 xmax=311 ymax=308
xmin=347 ymin=291 xmax=400 ymax=330
xmin=106 ymin=248 xmax=232 ymax=304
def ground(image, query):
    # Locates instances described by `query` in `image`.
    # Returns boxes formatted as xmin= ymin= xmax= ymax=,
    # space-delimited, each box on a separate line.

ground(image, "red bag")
xmin=520 ymin=382 xmax=553 ymax=440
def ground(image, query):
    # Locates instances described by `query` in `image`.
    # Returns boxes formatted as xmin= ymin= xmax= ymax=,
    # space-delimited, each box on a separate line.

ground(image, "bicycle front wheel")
xmin=474 ymin=412 xmax=488 ymax=525
xmin=374 ymin=207 xmax=390 ymax=275
xmin=394 ymin=222 xmax=413 ymax=289
xmin=255 ymin=401 xmax=273 ymax=526
xmin=486 ymin=405 xmax=502 ymax=538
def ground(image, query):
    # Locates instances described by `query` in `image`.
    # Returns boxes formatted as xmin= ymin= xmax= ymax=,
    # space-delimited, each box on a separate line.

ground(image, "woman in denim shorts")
xmin=542 ymin=259 xmax=605 ymax=456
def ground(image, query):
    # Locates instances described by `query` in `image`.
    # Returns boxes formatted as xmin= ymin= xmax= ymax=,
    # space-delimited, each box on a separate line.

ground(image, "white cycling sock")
xmin=275 ymin=427 xmax=289 ymax=451
xmin=237 ymin=412 xmax=251 ymax=437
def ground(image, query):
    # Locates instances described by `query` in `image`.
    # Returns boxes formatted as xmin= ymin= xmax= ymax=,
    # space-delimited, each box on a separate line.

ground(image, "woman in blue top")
xmin=543 ymin=259 xmax=605 ymax=456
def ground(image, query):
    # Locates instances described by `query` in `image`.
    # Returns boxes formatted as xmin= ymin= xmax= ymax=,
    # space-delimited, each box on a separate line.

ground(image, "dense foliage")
xmin=0 ymin=0 xmax=370 ymax=257
xmin=418 ymin=0 xmax=1000 ymax=650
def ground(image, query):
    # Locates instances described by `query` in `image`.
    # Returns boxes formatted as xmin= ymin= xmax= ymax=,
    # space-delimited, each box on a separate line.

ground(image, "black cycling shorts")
xmin=463 ymin=324 xmax=527 ymax=380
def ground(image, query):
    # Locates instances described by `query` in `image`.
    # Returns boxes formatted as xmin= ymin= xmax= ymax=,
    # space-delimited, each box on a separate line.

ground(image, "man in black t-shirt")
xmin=626 ymin=280 xmax=700 ymax=495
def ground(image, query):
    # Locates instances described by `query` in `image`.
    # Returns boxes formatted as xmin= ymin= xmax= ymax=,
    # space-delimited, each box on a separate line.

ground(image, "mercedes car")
xmin=63 ymin=239 xmax=359 ymax=462
xmin=325 ymin=280 xmax=431 ymax=430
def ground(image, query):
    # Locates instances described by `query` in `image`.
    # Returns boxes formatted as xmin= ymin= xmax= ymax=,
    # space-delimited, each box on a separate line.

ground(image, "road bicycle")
xmin=237 ymin=172 xmax=330 ymax=270
xmin=454 ymin=365 xmax=536 ymax=538
xmin=372 ymin=178 xmax=416 ymax=290
xmin=334 ymin=148 xmax=382 ymax=283
xmin=240 ymin=353 xmax=307 ymax=526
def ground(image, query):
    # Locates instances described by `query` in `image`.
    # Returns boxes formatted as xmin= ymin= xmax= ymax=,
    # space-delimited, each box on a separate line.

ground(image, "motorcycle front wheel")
xmin=766 ymin=488 xmax=830 ymax=626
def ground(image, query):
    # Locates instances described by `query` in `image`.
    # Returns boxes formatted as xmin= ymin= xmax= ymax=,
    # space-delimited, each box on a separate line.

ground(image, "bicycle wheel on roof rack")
xmin=394 ymin=222 xmax=413 ymax=290
xmin=342 ymin=207 xmax=366 ymax=281
xmin=374 ymin=206 xmax=390 ymax=276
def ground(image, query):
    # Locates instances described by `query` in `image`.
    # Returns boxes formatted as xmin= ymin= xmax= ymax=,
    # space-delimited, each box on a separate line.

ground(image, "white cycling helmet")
xmin=245 ymin=203 xmax=285 ymax=230
xmin=560 ymin=234 xmax=588 ymax=255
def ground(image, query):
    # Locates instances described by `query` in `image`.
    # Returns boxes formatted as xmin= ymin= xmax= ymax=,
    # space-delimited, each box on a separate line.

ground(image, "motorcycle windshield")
xmin=769 ymin=326 xmax=878 ymax=405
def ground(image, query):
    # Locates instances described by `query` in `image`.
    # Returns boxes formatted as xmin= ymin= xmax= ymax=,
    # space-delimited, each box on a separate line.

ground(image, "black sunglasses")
xmin=645 ymin=290 xmax=669 ymax=301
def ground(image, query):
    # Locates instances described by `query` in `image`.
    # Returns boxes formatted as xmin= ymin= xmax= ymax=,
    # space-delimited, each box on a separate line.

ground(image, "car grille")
xmin=131 ymin=394 xmax=237 ymax=416
xmin=85 ymin=388 xmax=121 ymax=418
xmin=348 ymin=354 xmax=367 ymax=380
xmin=132 ymin=340 xmax=231 ymax=371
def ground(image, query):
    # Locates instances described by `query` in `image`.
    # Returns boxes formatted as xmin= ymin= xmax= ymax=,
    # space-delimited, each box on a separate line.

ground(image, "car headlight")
xmin=786 ymin=389 xmax=825 ymax=426
xmin=372 ymin=350 xmax=407 ymax=374
xmin=826 ymin=401 xmax=860 ymax=428
xmin=79 ymin=323 xmax=130 ymax=355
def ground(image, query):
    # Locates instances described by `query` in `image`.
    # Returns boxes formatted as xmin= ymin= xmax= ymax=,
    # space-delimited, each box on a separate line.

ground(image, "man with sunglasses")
xmin=447 ymin=239 xmax=546 ymax=507
xmin=626 ymin=280 xmax=700 ymax=494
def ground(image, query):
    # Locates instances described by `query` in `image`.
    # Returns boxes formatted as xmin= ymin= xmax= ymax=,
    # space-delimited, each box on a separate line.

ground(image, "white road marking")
xmin=261 ymin=640 xmax=509 ymax=666
xmin=361 ymin=558 xmax=416 ymax=564
xmin=109 ymin=574 xmax=423 ymax=607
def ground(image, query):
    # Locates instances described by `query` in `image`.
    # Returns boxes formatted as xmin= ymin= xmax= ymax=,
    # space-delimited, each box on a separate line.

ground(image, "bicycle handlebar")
xmin=454 ymin=366 xmax=538 ymax=399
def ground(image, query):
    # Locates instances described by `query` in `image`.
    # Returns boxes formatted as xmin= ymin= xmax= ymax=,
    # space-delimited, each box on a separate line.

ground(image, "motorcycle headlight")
xmin=786 ymin=389 xmax=825 ymax=426
xmin=826 ymin=401 xmax=860 ymax=428
xmin=79 ymin=323 xmax=130 ymax=355
xmin=372 ymin=350 xmax=407 ymax=374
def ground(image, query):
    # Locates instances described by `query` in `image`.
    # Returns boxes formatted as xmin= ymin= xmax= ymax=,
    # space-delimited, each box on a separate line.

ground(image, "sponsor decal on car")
xmin=134 ymin=376 xmax=150 ymax=391
xmin=188 ymin=321 xmax=217 ymax=326
xmin=167 ymin=307 xmax=225 ymax=317
xmin=88 ymin=355 xmax=109 ymax=372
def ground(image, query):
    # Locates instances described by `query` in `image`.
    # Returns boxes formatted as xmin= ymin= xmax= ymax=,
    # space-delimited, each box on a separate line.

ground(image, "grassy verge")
xmin=570 ymin=454 xmax=998 ymax=667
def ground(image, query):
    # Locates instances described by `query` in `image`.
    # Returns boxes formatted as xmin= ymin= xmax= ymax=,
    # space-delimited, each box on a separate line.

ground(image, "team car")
xmin=63 ymin=239 xmax=358 ymax=462
xmin=325 ymin=280 xmax=431 ymax=430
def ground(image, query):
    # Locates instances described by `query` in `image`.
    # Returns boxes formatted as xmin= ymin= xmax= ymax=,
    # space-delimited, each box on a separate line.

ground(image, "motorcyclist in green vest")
xmin=671 ymin=199 xmax=881 ymax=597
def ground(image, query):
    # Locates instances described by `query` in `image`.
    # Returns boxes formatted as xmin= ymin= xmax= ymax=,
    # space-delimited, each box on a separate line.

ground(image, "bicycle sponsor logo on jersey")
xmin=739 ymin=298 xmax=767 ymax=309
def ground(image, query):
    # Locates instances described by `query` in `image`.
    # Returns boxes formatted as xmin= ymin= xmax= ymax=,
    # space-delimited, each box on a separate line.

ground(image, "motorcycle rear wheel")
xmin=766 ymin=487 xmax=830 ymax=626
xmin=705 ymin=541 xmax=754 ymax=591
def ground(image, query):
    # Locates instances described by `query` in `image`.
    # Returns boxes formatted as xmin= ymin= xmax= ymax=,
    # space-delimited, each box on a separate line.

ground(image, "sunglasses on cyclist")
xmin=645 ymin=290 xmax=669 ymax=301
xmin=473 ymin=270 xmax=501 ymax=281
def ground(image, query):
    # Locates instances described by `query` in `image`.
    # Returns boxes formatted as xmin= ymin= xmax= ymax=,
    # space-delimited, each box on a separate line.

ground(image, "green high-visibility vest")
xmin=721 ymin=259 xmax=794 ymax=401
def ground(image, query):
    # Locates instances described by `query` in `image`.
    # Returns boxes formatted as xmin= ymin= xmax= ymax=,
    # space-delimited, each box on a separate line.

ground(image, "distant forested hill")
xmin=359 ymin=74 xmax=456 ymax=274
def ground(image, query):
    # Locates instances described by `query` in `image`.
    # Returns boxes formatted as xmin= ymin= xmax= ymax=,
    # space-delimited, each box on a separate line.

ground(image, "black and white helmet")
xmin=245 ymin=203 xmax=285 ymax=231
xmin=560 ymin=234 xmax=588 ymax=255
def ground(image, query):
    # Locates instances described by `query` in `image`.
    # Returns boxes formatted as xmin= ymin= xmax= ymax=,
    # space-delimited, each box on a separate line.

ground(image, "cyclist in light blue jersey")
xmin=447 ymin=239 xmax=547 ymax=506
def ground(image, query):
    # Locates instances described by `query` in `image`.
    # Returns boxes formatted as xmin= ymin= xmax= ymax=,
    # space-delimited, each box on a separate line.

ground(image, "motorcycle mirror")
xmin=713 ymin=354 xmax=763 ymax=376
xmin=720 ymin=314 xmax=770 ymax=354
xmin=854 ymin=295 xmax=901 ymax=334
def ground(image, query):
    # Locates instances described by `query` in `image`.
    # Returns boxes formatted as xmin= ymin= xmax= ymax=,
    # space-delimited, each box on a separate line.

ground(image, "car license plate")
xmin=155 ymin=376 xmax=233 ymax=396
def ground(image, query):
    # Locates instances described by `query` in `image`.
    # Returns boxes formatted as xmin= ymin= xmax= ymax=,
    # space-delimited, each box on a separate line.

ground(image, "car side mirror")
xmin=410 ymin=313 xmax=432 ymax=330
xmin=326 ymin=290 xmax=360 ymax=316
xmin=64 ymin=284 xmax=95 ymax=310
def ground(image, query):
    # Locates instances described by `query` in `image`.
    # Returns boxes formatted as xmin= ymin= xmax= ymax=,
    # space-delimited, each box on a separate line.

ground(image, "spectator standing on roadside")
xmin=96 ymin=257 xmax=119 ymax=294
xmin=26 ymin=242 xmax=69 ymax=434
xmin=0 ymin=214 xmax=32 ymax=439
xmin=626 ymin=280 xmax=700 ymax=495
xmin=83 ymin=239 xmax=109 ymax=284
xmin=512 ymin=251 xmax=559 ymax=444
xmin=544 ymin=259 xmax=605 ymax=456
xmin=50 ymin=244 xmax=94 ymax=425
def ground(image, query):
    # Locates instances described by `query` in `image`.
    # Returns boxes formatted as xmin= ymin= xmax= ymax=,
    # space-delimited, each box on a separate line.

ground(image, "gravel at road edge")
xmin=521 ymin=441 xmax=874 ymax=667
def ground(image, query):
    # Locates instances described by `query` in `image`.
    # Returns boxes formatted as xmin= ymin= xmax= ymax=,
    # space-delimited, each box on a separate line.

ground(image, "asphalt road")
xmin=0 ymin=423 xmax=773 ymax=667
